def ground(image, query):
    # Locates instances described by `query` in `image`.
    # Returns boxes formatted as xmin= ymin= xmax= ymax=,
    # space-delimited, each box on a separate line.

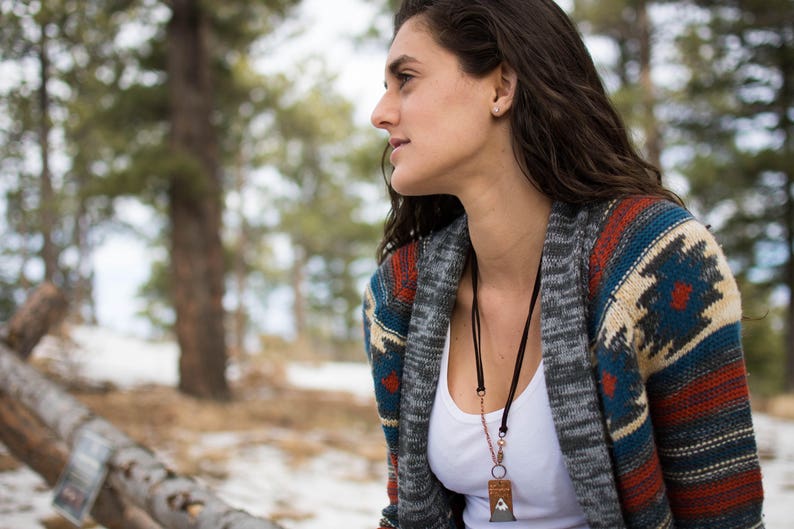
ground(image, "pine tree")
xmin=132 ymin=0 xmax=300 ymax=398
xmin=572 ymin=0 xmax=679 ymax=171
xmin=670 ymin=0 xmax=794 ymax=391
xmin=267 ymin=65 xmax=383 ymax=349
xmin=0 ymin=0 xmax=122 ymax=320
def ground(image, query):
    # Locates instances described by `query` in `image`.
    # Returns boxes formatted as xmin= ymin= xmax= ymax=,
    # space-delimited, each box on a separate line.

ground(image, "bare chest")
xmin=446 ymin=299 xmax=542 ymax=415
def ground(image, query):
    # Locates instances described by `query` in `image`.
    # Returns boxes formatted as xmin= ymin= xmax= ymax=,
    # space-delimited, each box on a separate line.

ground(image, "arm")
xmin=363 ymin=279 xmax=401 ymax=528
xmin=596 ymin=213 xmax=764 ymax=528
xmin=639 ymin=219 xmax=763 ymax=527
xmin=362 ymin=241 xmax=419 ymax=529
xmin=589 ymin=197 xmax=763 ymax=528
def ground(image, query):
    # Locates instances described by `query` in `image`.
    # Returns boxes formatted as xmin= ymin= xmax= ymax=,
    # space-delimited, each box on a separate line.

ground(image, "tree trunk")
xmin=166 ymin=0 xmax=229 ymax=399
xmin=232 ymin=154 xmax=248 ymax=359
xmin=0 ymin=283 xmax=159 ymax=529
xmin=72 ymin=177 xmax=97 ymax=324
xmin=781 ymin=36 xmax=794 ymax=391
xmin=786 ymin=171 xmax=794 ymax=392
xmin=292 ymin=244 xmax=307 ymax=341
xmin=0 ymin=284 xmax=280 ymax=529
xmin=38 ymin=21 xmax=58 ymax=284
xmin=637 ymin=0 xmax=662 ymax=170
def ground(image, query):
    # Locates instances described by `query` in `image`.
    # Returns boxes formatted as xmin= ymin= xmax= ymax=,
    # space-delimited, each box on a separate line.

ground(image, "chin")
xmin=389 ymin=171 xmax=418 ymax=196
xmin=390 ymin=168 xmax=440 ymax=197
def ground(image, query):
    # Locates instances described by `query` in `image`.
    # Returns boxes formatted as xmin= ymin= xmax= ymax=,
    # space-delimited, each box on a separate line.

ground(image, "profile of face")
xmin=370 ymin=17 xmax=514 ymax=198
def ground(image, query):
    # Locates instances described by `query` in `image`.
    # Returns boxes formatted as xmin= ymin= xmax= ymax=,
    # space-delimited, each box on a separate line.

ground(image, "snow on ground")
xmin=33 ymin=326 xmax=182 ymax=388
xmin=3 ymin=326 xmax=386 ymax=529
xmin=286 ymin=362 xmax=374 ymax=401
xmin=0 ymin=461 xmax=57 ymax=529
xmin=750 ymin=414 xmax=794 ymax=529
xmin=2 ymin=326 xmax=793 ymax=528
xmin=213 ymin=438 xmax=387 ymax=528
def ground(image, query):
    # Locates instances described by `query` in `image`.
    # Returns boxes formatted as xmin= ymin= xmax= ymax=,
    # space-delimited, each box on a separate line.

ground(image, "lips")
xmin=389 ymin=137 xmax=410 ymax=150
xmin=388 ymin=137 xmax=410 ymax=164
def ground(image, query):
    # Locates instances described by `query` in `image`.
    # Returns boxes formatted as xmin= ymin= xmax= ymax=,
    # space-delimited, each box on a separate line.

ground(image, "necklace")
xmin=470 ymin=249 xmax=542 ymax=523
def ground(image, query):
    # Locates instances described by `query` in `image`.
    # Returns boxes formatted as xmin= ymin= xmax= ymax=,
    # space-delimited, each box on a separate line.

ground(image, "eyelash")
xmin=397 ymin=72 xmax=413 ymax=89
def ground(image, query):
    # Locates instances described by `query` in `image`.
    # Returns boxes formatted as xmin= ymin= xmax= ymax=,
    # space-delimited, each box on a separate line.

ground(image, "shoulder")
xmin=366 ymin=240 xmax=421 ymax=310
xmin=365 ymin=214 xmax=467 ymax=310
xmin=587 ymin=196 xmax=742 ymax=369
xmin=363 ymin=241 xmax=422 ymax=454
xmin=587 ymin=196 xmax=725 ymax=299
xmin=363 ymin=239 xmax=421 ymax=349
xmin=364 ymin=214 xmax=468 ymax=336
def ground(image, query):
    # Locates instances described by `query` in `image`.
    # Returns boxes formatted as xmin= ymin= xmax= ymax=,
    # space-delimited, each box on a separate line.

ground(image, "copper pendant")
xmin=488 ymin=479 xmax=516 ymax=522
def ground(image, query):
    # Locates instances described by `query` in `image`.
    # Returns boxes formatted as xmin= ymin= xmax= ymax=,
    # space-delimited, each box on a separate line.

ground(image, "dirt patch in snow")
xmin=754 ymin=393 xmax=794 ymax=421
xmin=66 ymin=367 xmax=386 ymax=480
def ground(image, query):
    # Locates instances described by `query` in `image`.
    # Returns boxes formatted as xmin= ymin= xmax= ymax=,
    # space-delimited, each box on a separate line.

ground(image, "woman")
xmin=362 ymin=1 xmax=764 ymax=528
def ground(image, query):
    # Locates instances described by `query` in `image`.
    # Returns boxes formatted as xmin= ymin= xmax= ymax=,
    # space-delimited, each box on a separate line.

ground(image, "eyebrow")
xmin=388 ymin=54 xmax=420 ymax=77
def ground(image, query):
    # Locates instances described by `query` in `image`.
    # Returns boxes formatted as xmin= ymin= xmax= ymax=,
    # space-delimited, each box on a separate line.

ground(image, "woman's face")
xmin=371 ymin=17 xmax=504 ymax=197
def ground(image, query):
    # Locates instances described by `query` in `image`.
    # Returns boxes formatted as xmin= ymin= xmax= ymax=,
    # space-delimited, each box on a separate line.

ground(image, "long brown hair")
xmin=377 ymin=0 xmax=680 ymax=262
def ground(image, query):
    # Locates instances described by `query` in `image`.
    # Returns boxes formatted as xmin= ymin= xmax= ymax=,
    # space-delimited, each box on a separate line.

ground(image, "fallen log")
xmin=1 ymin=283 xmax=162 ymax=528
xmin=0 ymin=343 xmax=284 ymax=529
xmin=0 ymin=394 xmax=161 ymax=529
xmin=0 ymin=282 xmax=284 ymax=529
xmin=1 ymin=281 xmax=67 ymax=359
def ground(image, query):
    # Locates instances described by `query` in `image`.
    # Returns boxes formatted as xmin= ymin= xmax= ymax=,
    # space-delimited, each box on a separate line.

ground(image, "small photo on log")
xmin=52 ymin=430 xmax=113 ymax=526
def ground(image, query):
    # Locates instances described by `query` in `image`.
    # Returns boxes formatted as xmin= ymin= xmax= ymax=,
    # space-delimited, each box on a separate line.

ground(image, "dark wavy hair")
xmin=376 ymin=0 xmax=680 ymax=262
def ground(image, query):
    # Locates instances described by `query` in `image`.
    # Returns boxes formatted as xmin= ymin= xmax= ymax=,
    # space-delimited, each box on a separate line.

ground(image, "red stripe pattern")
xmin=589 ymin=196 xmax=656 ymax=298
xmin=651 ymin=360 xmax=750 ymax=429
xmin=590 ymin=197 xmax=763 ymax=528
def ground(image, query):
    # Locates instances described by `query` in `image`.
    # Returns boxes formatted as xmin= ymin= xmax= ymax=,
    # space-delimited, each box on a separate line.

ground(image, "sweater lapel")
xmin=540 ymin=202 xmax=626 ymax=529
xmin=398 ymin=215 xmax=469 ymax=529
xmin=395 ymin=203 xmax=625 ymax=528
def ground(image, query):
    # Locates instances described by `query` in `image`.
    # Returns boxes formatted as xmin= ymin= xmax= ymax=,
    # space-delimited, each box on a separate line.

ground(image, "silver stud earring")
xmin=493 ymin=106 xmax=500 ymax=114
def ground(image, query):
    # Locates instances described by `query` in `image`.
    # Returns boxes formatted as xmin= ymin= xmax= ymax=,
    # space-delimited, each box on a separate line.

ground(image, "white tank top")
xmin=427 ymin=327 xmax=590 ymax=529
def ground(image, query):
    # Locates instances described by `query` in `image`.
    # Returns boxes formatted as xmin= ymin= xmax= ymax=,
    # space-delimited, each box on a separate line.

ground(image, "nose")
xmin=370 ymin=90 xmax=397 ymax=131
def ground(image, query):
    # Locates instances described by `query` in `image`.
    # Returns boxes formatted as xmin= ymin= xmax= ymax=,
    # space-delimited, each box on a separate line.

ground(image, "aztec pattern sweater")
xmin=362 ymin=197 xmax=764 ymax=529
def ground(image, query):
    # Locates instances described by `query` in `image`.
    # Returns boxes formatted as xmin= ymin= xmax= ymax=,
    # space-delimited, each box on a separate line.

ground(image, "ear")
xmin=491 ymin=63 xmax=518 ymax=116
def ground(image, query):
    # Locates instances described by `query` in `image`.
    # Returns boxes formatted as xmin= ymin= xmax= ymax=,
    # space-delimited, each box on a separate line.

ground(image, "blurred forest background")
xmin=0 ymin=0 xmax=792 ymax=399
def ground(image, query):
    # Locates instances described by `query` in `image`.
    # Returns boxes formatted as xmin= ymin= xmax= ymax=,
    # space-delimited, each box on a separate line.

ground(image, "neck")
xmin=460 ymin=169 xmax=551 ymax=292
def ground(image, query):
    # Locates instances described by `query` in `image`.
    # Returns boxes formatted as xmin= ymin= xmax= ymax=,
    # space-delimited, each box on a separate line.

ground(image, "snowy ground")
xmin=1 ymin=326 xmax=792 ymax=528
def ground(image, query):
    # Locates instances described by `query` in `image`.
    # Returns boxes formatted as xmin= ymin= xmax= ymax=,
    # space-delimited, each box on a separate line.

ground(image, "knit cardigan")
xmin=362 ymin=197 xmax=764 ymax=529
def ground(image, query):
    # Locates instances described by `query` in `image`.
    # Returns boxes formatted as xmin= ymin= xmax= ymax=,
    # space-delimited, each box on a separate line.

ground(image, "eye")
xmin=397 ymin=72 xmax=414 ymax=89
